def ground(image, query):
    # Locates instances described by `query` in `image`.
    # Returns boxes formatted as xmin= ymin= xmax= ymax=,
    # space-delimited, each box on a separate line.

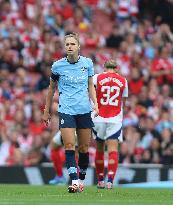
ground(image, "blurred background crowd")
xmin=0 ymin=0 xmax=173 ymax=167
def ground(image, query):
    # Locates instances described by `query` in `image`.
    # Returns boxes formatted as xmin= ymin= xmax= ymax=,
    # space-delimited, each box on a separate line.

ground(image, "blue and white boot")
xmin=49 ymin=176 xmax=66 ymax=185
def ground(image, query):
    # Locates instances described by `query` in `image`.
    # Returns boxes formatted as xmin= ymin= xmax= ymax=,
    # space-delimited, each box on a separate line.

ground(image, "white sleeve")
xmin=122 ymin=78 xmax=128 ymax=97
xmin=92 ymin=74 xmax=98 ymax=87
xmin=87 ymin=58 xmax=94 ymax=77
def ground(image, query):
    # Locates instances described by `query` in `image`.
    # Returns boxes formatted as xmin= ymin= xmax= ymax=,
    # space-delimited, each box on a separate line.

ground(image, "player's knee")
xmin=96 ymin=159 xmax=104 ymax=164
xmin=78 ymin=144 xmax=89 ymax=153
xmin=64 ymin=143 xmax=75 ymax=150
xmin=108 ymin=159 xmax=115 ymax=164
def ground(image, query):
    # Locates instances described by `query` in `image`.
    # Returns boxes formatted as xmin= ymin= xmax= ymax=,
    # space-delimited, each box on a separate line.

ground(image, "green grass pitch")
xmin=0 ymin=185 xmax=173 ymax=205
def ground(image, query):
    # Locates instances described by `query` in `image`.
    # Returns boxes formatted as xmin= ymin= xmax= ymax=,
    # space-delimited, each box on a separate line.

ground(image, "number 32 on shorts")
xmin=100 ymin=86 xmax=120 ymax=106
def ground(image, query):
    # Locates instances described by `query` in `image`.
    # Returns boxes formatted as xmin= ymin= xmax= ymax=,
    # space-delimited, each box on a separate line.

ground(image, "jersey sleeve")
xmin=87 ymin=58 xmax=94 ymax=77
xmin=51 ymin=62 xmax=60 ymax=81
xmin=122 ymin=78 xmax=128 ymax=97
xmin=92 ymin=74 xmax=98 ymax=86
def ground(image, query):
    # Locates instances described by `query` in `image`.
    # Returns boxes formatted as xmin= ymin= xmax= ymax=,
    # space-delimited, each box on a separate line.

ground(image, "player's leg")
xmin=49 ymin=131 xmax=66 ymax=185
xmin=77 ymin=128 xmax=91 ymax=182
xmin=95 ymin=140 xmax=105 ymax=188
xmin=105 ymin=123 xmax=121 ymax=189
xmin=61 ymin=127 xmax=79 ymax=192
xmin=92 ymin=122 xmax=106 ymax=188
xmin=76 ymin=112 xmax=94 ymax=191
xmin=59 ymin=113 xmax=79 ymax=193
xmin=106 ymin=139 xmax=119 ymax=189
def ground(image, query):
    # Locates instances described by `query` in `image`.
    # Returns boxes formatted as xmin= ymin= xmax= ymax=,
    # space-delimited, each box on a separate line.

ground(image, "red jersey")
xmin=151 ymin=58 xmax=173 ymax=84
xmin=93 ymin=72 xmax=128 ymax=123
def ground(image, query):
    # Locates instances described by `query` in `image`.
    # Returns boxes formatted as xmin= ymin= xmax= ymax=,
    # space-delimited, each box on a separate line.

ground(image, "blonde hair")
xmin=64 ymin=33 xmax=80 ymax=45
xmin=104 ymin=59 xmax=117 ymax=69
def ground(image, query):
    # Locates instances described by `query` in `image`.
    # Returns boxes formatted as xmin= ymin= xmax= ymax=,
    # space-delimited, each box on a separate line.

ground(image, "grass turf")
xmin=0 ymin=185 xmax=173 ymax=205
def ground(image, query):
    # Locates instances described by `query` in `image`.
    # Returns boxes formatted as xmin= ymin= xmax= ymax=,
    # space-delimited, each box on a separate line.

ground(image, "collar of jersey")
xmin=66 ymin=55 xmax=80 ymax=64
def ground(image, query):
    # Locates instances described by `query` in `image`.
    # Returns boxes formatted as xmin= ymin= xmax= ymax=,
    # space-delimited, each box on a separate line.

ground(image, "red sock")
xmin=51 ymin=148 xmax=65 ymax=176
xmin=107 ymin=151 xmax=118 ymax=183
xmin=95 ymin=151 xmax=104 ymax=181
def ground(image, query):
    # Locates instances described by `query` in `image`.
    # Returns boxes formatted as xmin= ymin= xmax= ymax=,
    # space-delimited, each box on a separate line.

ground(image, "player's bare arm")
xmin=88 ymin=77 xmax=99 ymax=116
xmin=43 ymin=79 xmax=56 ymax=126
xmin=123 ymin=97 xmax=128 ymax=108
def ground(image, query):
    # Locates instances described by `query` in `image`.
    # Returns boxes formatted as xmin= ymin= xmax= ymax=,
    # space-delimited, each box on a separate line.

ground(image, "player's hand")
xmin=93 ymin=103 xmax=99 ymax=117
xmin=42 ymin=110 xmax=51 ymax=126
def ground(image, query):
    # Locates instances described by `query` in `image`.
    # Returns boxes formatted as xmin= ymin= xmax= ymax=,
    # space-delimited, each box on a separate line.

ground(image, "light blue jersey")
xmin=51 ymin=56 xmax=94 ymax=115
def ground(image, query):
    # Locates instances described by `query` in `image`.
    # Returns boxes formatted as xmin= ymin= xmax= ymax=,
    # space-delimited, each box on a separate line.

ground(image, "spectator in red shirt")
xmin=30 ymin=108 xmax=46 ymax=136
xmin=129 ymin=67 xmax=144 ymax=95
xmin=151 ymin=47 xmax=173 ymax=85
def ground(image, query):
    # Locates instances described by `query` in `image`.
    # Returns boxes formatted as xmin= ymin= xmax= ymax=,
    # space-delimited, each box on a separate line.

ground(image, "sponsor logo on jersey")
xmin=81 ymin=67 xmax=87 ymax=72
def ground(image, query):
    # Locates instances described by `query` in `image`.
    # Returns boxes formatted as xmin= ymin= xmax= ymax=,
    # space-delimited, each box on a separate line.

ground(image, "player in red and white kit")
xmin=92 ymin=59 xmax=128 ymax=189
xmin=48 ymin=131 xmax=66 ymax=185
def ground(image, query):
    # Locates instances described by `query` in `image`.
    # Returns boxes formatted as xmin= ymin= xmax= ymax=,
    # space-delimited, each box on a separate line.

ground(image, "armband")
xmin=51 ymin=72 xmax=59 ymax=81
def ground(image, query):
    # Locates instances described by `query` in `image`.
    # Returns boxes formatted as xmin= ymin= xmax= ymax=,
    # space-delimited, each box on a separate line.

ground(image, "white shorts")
xmin=52 ymin=130 xmax=78 ymax=146
xmin=92 ymin=122 xmax=123 ymax=142
xmin=52 ymin=130 xmax=63 ymax=145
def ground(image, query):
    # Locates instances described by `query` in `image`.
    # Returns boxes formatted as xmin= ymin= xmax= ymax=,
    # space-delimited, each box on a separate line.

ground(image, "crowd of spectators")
xmin=0 ymin=0 xmax=173 ymax=167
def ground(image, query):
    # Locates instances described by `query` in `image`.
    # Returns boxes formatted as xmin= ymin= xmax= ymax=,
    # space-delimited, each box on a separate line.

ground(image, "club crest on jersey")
xmin=81 ymin=67 xmax=87 ymax=72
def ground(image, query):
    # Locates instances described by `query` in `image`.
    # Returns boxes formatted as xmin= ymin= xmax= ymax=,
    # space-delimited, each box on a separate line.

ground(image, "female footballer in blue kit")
xmin=43 ymin=33 xmax=98 ymax=193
